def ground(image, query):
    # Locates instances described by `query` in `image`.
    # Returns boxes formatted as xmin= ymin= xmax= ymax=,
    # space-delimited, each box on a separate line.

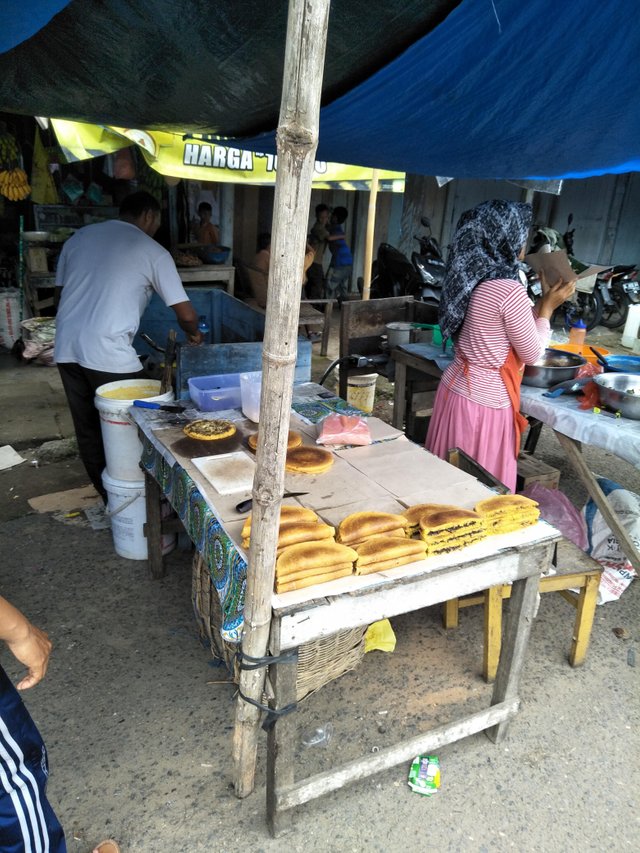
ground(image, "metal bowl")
xmin=522 ymin=348 xmax=587 ymax=388
xmin=594 ymin=372 xmax=640 ymax=420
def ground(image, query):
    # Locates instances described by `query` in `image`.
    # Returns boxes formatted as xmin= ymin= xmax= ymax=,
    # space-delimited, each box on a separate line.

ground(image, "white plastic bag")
xmin=0 ymin=288 xmax=22 ymax=350
xmin=582 ymin=477 xmax=639 ymax=604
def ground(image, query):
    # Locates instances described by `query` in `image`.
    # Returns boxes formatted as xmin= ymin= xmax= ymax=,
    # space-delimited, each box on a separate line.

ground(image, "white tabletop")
xmin=520 ymin=385 xmax=640 ymax=468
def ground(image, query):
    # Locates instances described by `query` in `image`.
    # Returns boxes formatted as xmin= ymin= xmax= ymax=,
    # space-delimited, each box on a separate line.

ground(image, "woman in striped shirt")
xmin=426 ymin=200 xmax=575 ymax=491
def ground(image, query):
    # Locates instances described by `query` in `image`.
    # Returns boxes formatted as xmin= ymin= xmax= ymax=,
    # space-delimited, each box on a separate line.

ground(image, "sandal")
xmin=93 ymin=841 xmax=121 ymax=853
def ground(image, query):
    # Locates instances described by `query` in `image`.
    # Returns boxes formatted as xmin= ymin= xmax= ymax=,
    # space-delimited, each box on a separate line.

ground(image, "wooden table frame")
xmin=391 ymin=346 xmax=442 ymax=435
xmin=266 ymin=535 xmax=557 ymax=836
xmin=178 ymin=264 xmax=236 ymax=296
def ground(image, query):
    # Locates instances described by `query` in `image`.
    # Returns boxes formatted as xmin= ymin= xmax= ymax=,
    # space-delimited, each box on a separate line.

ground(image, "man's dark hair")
xmin=315 ymin=203 xmax=330 ymax=216
xmin=198 ymin=202 xmax=212 ymax=214
xmin=119 ymin=191 xmax=161 ymax=219
xmin=332 ymin=206 xmax=348 ymax=225
xmin=257 ymin=232 xmax=271 ymax=251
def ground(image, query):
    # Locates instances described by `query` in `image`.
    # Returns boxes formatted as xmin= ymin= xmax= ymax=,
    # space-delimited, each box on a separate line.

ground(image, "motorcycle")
xmin=410 ymin=216 xmax=446 ymax=304
xmin=370 ymin=216 xmax=445 ymax=302
xmin=598 ymin=264 xmax=639 ymax=329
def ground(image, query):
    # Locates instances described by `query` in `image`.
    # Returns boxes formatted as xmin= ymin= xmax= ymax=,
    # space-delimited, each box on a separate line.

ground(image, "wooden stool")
xmin=443 ymin=538 xmax=602 ymax=681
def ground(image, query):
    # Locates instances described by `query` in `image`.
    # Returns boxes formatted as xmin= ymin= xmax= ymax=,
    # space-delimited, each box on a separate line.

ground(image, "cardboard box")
xmin=516 ymin=453 xmax=560 ymax=491
xmin=525 ymin=249 xmax=607 ymax=295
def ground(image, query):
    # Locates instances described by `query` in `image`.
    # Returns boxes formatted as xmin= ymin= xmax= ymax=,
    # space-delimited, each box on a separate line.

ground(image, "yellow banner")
xmin=51 ymin=120 xmax=405 ymax=191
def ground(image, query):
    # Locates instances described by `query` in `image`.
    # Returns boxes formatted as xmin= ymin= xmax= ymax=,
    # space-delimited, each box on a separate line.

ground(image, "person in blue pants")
xmin=0 ymin=594 xmax=119 ymax=853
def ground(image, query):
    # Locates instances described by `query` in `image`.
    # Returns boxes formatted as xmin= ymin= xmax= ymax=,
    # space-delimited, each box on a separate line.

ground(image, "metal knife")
xmin=235 ymin=492 xmax=309 ymax=514
xmin=132 ymin=399 xmax=187 ymax=412
xmin=543 ymin=377 xmax=592 ymax=398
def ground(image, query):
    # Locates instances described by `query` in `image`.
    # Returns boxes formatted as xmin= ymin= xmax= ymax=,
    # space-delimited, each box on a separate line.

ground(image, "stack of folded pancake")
xmin=275 ymin=540 xmax=357 ymax=593
xmin=414 ymin=505 xmax=487 ymax=556
xmin=474 ymin=494 xmax=540 ymax=534
xmin=241 ymin=505 xmax=335 ymax=556
xmin=353 ymin=536 xmax=427 ymax=575
xmin=336 ymin=511 xmax=408 ymax=547
xmin=401 ymin=503 xmax=460 ymax=537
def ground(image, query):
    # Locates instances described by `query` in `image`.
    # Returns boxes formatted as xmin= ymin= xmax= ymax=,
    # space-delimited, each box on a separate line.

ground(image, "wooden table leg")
xmin=486 ymin=548 xmax=546 ymax=743
xmin=320 ymin=301 xmax=333 ymax=357
xmin=483 ymin=585 xmax=504 ymax=683
xmin=267 ymin=651 xmax=299 ymax=838
xmin=392 ymin=360 xmax=407 ymax=430
xmin=553 ymin=430 xmax=640 ymax=572
xmin=144 ymin=470 xmax=165 ymax=579
xmin=568 ymin=573 xmax=600 ymax=667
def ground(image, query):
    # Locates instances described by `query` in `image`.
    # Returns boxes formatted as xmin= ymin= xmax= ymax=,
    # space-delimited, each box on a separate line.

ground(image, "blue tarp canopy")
xmin=1 ymin=0 xmax=639 ymax=180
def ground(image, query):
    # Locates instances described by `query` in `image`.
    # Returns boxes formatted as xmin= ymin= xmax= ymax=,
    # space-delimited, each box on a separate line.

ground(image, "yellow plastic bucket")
xmin=346 ymin=373 xmax=378 ymax=414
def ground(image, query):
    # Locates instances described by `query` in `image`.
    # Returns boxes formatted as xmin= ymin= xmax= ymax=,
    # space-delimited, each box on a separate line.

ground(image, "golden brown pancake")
xmin=240 ymin=505 xmax=318 ymax=539
xmin=337 ymin=511 xmax=409 ymax=545
xmin=402 ymin=503 xmax=461 ymax=531
xmin=475 ymin=495 xmax=539 ymax=516
xmin=354 ymin=535 xmax=426 ymax=566
xmin=418 ymin=506 xmax=484 ymax=533
xmin=285 ymin=445 xmax=334 ymax=474
xmin=276 ymin=540 xmax=358 ymax=575
xmin=276 ymin=565 xmax=353 ymax=593
xmin=247 ymin=430 xmax=302 ymax=452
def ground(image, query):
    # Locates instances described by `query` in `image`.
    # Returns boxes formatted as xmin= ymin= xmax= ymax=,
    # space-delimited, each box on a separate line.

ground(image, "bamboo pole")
xmin=232 ymin=0 xmax=331 ymax=799
xmin=361 ymin=168 xmax=379 ymax=300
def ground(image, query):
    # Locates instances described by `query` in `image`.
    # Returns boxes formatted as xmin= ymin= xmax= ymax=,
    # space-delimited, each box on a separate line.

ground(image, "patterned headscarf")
xmin=438 ymin=200 xmax=532 ymax=343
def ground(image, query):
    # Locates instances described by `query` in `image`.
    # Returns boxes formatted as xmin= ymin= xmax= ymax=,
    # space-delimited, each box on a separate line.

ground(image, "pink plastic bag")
xmin=520 ymin=483 xmax=588 ymax=550
xmin=316 ymin=413 xmax=372 ymax=446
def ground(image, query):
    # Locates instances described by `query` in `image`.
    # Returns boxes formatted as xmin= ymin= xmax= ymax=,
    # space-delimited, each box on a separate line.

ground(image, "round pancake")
xmin=285 ymin=445 xmax=334 ymax=474
xmin=183 ymin=418 xmax=236 ymax=441
xmin=247 ymin=430 xmax=302 ymax=452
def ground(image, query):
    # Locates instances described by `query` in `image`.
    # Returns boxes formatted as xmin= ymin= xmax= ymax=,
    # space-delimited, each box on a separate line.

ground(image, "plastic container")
xmin=95 ymin=379 xmax=173 ymax=480
xmin=621 ymin=304 xmax=640 ymax=348
xmin=188 ymin=373 xmax=242 ymax=411
xmin=197 ymin=315 xmax=211 ymax=344
xmin=240 ymin=371 xmax=262 ymax=422
xmin=346 ymin=373 xmax=378 ymax=414
xmin=102 ymin=472 xmax=176 ymax=560
xmin=549 ymin=343 xmax=610 ymax=365
xmin=202 ymin=246 xmax=231 ymax=264
xmin=568 ymin=319 xmax=587 ymax=346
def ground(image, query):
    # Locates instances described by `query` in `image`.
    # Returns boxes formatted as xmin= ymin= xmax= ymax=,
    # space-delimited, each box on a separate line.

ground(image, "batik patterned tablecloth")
xmin=141 ymin=435 xmax=246 ymax=642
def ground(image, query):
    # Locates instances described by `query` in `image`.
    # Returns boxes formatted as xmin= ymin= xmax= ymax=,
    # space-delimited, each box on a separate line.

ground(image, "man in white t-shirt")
xmin=54 ymin=191 xmax=201 ymax=502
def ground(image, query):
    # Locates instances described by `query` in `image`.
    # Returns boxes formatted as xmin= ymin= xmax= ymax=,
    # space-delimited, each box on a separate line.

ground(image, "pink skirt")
xmin=426 ymin=384 xmax=517 ymax=492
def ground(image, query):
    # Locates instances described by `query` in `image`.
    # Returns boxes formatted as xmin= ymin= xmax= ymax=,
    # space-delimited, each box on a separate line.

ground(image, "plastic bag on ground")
xmin=582 ymin=477 xmax=639 ymax=604
xmin=520 ymin=482 xmax=588 ymax=550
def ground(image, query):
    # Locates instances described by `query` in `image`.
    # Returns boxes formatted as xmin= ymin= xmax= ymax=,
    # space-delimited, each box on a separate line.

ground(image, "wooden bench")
xmin=443 ymin=538 xmax=602 ymax=681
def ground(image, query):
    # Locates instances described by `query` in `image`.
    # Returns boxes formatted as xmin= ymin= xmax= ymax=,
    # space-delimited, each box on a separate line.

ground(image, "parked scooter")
xmin=411 ymin=216 xmax=446 ymax=304
xmin=370 ymin=216 xmax=445 ymax=301
xmin=598 ymin=264 xmax=639 ymax=328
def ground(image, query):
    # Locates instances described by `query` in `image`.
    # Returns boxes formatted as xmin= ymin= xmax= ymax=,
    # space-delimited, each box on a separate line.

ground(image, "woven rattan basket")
xmin=191 ymin=552 xmax=366 ymax=701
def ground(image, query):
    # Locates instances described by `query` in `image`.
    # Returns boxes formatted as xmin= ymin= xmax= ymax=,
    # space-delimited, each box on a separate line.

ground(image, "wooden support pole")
xmin=361 ymin=169 xmax=379 ymax=300
xmin=232 ymin=0 xmax=331 ymax=799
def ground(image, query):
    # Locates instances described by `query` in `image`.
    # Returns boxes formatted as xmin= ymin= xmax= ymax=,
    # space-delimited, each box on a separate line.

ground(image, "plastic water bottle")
xmin=198 ymin=315 xmax=210 ymax=344
xmin=568 ymin=318 xmax=586 ymax=347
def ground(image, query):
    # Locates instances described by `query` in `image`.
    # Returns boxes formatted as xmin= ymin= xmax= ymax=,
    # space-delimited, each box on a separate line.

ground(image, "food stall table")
xmin=177 ymin=264 xmax=235 ymax=296
xmin=390 ymin=342 xmax=452 ymax=438
xmin=520 ymin=385 xmax=640 ymax=571
xmin=131 ymin=394 xmax=559 ymax=833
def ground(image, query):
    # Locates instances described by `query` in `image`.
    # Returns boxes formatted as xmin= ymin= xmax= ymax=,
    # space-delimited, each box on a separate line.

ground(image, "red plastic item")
xmin=316 ymin=413 xmax=372 ymax=446
xmin=578 ymin=380 xmax=601 ymax=409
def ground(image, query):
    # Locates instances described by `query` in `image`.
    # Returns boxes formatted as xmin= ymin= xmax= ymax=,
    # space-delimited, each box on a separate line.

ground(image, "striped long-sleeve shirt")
xmin=441 ymin=277 xmax=550 ymax=408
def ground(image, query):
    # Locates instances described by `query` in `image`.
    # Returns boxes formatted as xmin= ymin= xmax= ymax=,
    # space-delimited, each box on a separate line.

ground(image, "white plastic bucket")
xmin=95 ymin=379 xmax=173 ymax=480
xmin=240 ymin=371 xmax=262 ymax=422
xmin=621 ymin=304 xmax=640 ymax=349
xmin=347 ymin=373 xmax=378 ymax=414
xmin=102 ymin=472 xmax=175 ymax=560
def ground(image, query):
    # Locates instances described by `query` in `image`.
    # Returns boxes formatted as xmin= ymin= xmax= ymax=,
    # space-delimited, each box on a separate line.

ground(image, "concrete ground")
xmin=0 ymin=320 xmax=639 ymax=852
